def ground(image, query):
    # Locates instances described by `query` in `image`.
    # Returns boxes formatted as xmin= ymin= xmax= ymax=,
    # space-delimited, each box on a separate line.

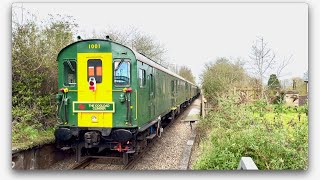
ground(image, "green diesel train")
xmin=55 ymin=38 xmax=200 ymax=164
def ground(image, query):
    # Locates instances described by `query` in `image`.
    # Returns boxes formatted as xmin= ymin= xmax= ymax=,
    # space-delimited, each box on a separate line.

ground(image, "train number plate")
xmin=73 ymin=102 xmax=115 ymax=113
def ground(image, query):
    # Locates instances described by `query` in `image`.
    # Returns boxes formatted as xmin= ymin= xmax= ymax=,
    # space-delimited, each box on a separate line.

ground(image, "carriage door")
xmin=76 ymin=53 xmax=113 ymax=128
xmin=149 ymin=73 xmax=155 ymax=118
xmin=171 ymin=80 xmax=175 ymax=108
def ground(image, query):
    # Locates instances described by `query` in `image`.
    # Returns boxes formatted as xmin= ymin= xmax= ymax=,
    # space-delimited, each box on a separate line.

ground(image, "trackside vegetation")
xmin=193 ymin=56 xmax=308 ymax=170
xmin=12 ymin=15 xmax=77 ymax=150
xmin=193 ymin=96 xmax=308 ymax=170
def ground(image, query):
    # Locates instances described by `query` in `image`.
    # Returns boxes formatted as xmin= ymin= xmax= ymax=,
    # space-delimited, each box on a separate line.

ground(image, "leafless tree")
xmin=248 ymin=36 xmax=291 ymax=98
xmin=92 ymin=27 xmax=168 ymax=66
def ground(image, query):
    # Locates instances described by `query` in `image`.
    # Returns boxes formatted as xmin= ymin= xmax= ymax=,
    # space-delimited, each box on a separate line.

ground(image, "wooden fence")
xmin=201 ymin=93 xmax=213 ymax=118
xmin=233 ymin=87 xmax=261 ymax=103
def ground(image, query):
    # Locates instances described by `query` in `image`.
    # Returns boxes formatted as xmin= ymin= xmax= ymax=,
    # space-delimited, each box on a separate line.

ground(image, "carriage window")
xmin=87 ymin=59 xmax=102 ymax=83
xmin=63 ymin=60 xmax=76 ymax=87
xmin=139 ymin=69 xmax=146 ymax=87
xmin=114 ymin=59 xmax=130 ymax=86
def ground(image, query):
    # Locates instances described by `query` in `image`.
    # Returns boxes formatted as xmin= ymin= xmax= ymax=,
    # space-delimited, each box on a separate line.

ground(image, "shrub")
xmin=194 ymin=96 xmax=308 ymax=170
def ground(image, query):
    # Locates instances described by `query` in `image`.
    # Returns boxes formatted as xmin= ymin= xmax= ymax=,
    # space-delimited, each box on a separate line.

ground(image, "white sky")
xmin=13 ymin=2 xmax=308 ymax=85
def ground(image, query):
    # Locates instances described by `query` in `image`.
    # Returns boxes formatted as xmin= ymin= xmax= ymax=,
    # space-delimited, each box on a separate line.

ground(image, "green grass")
xmin=12 ymin=119 xmax=56 ymax=151
xmin=193 ymin=98 xmax=308 ymax=170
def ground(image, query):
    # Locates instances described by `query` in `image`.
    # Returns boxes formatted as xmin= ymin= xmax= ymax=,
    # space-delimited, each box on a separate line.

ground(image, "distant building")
xmin=284 ymin=90 xmax=299 ymax=107
xmin=299 ymin=77 xmax=308 ymax=106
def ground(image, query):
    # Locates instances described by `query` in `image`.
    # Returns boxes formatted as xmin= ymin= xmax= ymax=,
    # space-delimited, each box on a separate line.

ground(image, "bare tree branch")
xmin=276 ymin=54 xmax=293 ymax=77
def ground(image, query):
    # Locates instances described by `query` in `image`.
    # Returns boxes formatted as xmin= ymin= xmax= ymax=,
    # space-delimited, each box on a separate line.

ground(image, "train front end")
xmin=55 ymin=39 xmax=137 ymax=162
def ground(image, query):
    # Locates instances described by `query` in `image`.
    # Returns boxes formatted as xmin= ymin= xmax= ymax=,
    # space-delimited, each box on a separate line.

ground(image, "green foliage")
xmin=267 ymin=74 xmax=281 ymax=102
xmin=12 ymin=14 xmax=77 ymax=148
xmin=12 ymin=118 xmax=56 ymax=150
xmin=200 ymin=58 xmax=248 ymax=101
xmin=292 ymin=77 xmax=308 ymax=96
xmin=178 ymin=66 xmax=196 ymax=83
xmin=268 ymin=74 xmax=281 ymax=90
xmin=194 ymin=96 xmax=308 ymax=170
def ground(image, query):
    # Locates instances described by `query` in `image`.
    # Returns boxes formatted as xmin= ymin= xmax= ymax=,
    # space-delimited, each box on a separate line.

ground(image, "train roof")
xmin=58 ymin=39 xmax=197 ymax=87
xmin=132 ymin=50 xmax=196 ymax=86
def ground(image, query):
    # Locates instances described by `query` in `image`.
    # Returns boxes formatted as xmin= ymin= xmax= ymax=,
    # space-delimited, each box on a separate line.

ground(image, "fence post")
xmin=237 ymin=157 xmax=259 ymax=170
xmin=201 ymin=91 xmax=205 ymax=118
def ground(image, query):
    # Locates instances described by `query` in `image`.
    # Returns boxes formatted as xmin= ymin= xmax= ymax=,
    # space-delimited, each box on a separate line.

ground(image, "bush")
xmin=11 ymin=14 xmax=77 ymax=147
xmin=193 ymin=96 xmax=308 ymax=170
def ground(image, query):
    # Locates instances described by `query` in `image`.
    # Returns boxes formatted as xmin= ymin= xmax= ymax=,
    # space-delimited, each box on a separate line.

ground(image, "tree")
xmin=12 ymin=11 xmax=77 ymax=125
xmin=249 ymin=37 xmax=275 ymax=97
xmin=267 ymin=74 xmax=281 ymax=90
xmin=267 ymin=74 xmax=281 ymax=100
xmin=200 ymin=57 xmax=248 ymax=101
xmin=292 ymin=77 xmax=307 ymax=96
xmin=93 ymin=27 xmax=168 ymax=65
xmin=248 ymin=37 xmax=291 ymax=98
xmin=178 ymin=66 xmax=196 ymax=83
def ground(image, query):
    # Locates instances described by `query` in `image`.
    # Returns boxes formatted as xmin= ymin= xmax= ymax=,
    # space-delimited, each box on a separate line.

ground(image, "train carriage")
xmin=55 ymin=37 xmax=200 ymax=164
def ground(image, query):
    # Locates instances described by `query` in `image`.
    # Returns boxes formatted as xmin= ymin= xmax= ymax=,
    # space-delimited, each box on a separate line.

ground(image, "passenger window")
xmin=63 ymin=60 xmax=76 ymax=87
xmin=87 ymin=59 xmax=102 ymax=83
xmin=114 ymin=59 xmax=130 ymax=86
xmin=139 ymin=69 xmax=146 ymax=87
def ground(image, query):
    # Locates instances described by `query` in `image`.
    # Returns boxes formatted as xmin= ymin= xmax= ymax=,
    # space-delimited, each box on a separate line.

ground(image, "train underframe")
xmin=55 ymin=95 xmax=199 ymax=165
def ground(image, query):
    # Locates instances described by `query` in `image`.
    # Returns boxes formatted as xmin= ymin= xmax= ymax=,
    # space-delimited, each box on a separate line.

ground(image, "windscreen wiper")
xmin=115 ymin=59 xmax=125 ymax=72
xmin=67 ymin=60 xmax=75 ymax=72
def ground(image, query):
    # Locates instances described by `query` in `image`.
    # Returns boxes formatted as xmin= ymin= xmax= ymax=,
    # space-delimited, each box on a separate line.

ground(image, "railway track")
xmin=72 ymin=158 xmax=95 ymax=170
xmin=71 ymin=103 xmax=192 ymax=170
xmin=71 ymin=141 xmax=157 ymax=170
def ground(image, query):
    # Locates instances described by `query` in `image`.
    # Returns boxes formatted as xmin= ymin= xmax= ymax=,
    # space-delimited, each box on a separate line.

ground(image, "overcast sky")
xmin=13 ymin=2 xmax=308 ymax=85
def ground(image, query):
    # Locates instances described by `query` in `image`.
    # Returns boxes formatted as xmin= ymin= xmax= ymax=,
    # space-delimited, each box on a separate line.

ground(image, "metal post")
xmin=237 ymin=157 xmax=258 ymax=170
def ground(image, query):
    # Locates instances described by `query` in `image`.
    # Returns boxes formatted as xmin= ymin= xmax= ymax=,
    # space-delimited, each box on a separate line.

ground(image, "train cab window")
xmin=139 ymin=69 xmax=146 ymax=87
xmin=63 ymin=60 xmax=76 ymax=87
xmin=87 ymin=59 xmax=102 ymax=83
xmin=114 ymin=59 xmax=130 ymax=86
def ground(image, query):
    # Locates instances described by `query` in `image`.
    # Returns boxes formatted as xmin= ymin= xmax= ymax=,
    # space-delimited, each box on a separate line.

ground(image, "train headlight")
xmin=89 ymin=77 xmax=96 ymax=91
xmin=91 ymin=116 xmax=97 ymax=122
